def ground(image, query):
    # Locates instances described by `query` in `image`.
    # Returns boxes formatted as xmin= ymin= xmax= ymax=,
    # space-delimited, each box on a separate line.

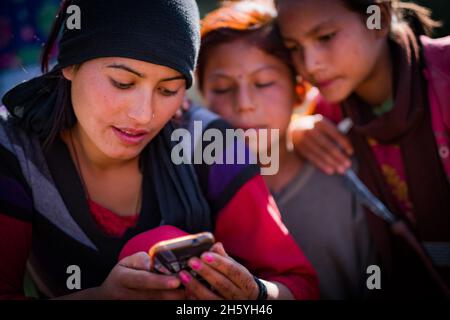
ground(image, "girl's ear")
xmin=62 ymin=65 xmax=76 ymax=81
xmin=376 ymin=3 xmax=392 ymax=38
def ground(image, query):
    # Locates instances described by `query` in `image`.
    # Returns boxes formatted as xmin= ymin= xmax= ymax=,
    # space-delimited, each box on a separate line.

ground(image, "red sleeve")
xmin=213 ymin=175 xmax=319 ymax=300
xmin=314 ymin=95 xmax=343 ymax=124
xmin=0 ymin=213 xmax=32 ymax=300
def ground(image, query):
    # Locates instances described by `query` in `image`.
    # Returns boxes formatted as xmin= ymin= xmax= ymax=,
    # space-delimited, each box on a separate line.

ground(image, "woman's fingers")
xmin=179 ymin=270 xmax=223 ymax=300
xmin=209 ymin=242 xmax=229 ymax=257
xmin=117 ymin=253 xmax=180 ymax=291
xmin=118 ymin=266 xmax=181 ymax=291
xmin=199 ymin=252 xmax=258 ymax=299
xmin=118 ymin=251 xmax=151 ymax=271
xmin=189 ymin=257 xmax=243 ymax=299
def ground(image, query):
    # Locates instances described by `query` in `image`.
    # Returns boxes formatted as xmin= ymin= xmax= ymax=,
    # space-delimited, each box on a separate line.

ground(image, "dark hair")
xmin=39 ymin=0 xmax=77 ymax=149
xmin=197 ymin=1 xmax=299 ymax=94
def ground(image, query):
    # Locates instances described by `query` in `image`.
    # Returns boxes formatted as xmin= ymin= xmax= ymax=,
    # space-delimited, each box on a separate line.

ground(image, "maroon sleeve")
xmin=0 ymin=213 xmax=32 ymax=300
xmin=213 ymin=175 xmax=319 ymax=300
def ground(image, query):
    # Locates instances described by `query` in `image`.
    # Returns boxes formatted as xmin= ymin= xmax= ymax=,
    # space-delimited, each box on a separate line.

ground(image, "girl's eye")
xmin=111 ymin=79 xmax=134 ymax=90
xmin=158 ymin=87 xmax=178 ymax=96
xmin=318 ymin=32 xmax=336 ymax=43
xmin=212 ymin=87 xmax=232 ymax=94
xmin=285 ymin=43 xmax=300 ymax=52
xmin=255 ymin=82 xmax=275 ymax=89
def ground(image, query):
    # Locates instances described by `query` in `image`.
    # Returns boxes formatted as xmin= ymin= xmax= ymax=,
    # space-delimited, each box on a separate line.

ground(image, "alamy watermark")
xmin=170 ymin=121 xmax=280 ymax=176
xmin=66 ymin=5 xmax=81 ymax=30
xmin=367 ymin=5 xmax=382 ymax=30
xmin=366 ymin=265 xmax=382 ymax=290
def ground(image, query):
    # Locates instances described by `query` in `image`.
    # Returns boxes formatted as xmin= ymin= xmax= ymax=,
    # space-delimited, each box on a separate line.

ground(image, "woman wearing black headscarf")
xmin=0 ymin=0 xmax=317 ymax=299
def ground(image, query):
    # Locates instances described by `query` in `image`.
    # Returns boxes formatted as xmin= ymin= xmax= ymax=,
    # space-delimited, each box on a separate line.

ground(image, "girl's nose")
xmin=235 ymin=87 xmax=256 ymax=113
xmin=303 ymin=46 xmax=324 ymax=77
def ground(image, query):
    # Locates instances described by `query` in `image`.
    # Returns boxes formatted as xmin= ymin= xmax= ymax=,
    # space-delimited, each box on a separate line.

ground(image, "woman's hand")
xmin=95 ymin=252 xmax=186 ymax=300
xmin=179 ymin=242 xmax=260 ymax=300
xmin=290 ymin=115 xmax=353 ymax=175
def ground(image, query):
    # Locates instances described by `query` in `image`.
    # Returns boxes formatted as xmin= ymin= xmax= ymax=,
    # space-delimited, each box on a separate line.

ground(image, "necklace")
xmin=69 ymin=130 xmax=142 ymax=216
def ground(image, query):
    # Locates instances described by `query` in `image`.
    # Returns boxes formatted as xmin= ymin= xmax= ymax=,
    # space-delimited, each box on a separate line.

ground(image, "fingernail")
xmin=179 ymin=271 xmax=192 ymax=284
xmin=168 ymin=278 xmax=180 ymax=288
xmin=189 ymin=258 xmax=201 ymax=271
xmin=202 ymin=253 xmax=214 ymax=263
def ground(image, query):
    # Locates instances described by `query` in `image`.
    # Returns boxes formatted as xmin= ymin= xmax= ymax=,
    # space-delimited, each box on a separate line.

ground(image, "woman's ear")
xmin=61 ymin=65 xmax=76 ymax=81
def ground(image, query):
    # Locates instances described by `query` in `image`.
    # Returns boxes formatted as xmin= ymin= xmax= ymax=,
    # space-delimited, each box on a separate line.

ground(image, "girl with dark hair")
xmin=0 ymin=0 xmax=318 ymax=300
xmin=197 ymin=1 xmax=374 ymax=299
xmin=277 ymin=0 xmax=450 ymax=298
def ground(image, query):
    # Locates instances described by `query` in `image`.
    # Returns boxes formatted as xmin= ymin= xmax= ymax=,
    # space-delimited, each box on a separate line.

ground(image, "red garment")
xmin=0 ymin=175 xmax=318 ymax=299
xmin=0 ymin=214 xmax=31 ymax=300
xmin=214 ymin=175 xmax=319 ymax=300
xmin=88 ymin=200 xmax=139 ymax=237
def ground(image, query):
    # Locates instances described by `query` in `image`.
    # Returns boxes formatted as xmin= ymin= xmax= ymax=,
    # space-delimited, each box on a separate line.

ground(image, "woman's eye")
xmin=158 ymin=87 xmax=178 ymax=96
xmin=255 ymin=82 xmax=275 ymax=89
xmin=111 ymin=79 xmax=134 ymax=90
xmin=318 ymin=32 xmax=336 ymax=43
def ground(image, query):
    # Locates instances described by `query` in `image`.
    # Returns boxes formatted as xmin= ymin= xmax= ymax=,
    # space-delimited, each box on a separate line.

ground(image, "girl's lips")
xmin=316 ymin=78 xmax=337 ymax=89
xmin=112 ymin=126 xmax=149 ymax=145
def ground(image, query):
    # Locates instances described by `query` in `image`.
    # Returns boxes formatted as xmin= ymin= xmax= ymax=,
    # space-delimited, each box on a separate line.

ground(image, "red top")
xmin=88 ymin=200 xmax=139 ymax=237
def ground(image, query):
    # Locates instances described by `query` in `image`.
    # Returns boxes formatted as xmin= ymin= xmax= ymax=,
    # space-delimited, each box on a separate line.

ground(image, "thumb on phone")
xmin=119 ymin=251 xmax=151 ymax=271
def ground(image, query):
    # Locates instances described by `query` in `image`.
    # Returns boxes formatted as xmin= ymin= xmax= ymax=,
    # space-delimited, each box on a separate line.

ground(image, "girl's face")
xmin=63 ymin=57 xmax=186 ymax=162
xmin=277 ymin=0 xmax=386 ymax=103
xmin=202 ymin=38 xmax=297 ymax=148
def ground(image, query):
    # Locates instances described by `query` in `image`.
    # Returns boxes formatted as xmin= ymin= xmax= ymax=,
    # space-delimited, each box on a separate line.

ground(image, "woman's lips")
xmin=112 ymin=126 xmax=149 ymax=145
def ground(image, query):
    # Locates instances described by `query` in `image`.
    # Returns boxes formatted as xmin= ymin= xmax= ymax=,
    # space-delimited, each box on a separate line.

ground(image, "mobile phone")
xmin=149 ymin=232 xmax=215 ymax=276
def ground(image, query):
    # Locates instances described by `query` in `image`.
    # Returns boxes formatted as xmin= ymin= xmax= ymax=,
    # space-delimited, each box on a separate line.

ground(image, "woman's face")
xmin=277 ymin=0 xmax=386 ymax=103
xmin=63 ymin=57 xmax=186 ymax=161
xmin=201 ymin=38 xmax=297 ymax=150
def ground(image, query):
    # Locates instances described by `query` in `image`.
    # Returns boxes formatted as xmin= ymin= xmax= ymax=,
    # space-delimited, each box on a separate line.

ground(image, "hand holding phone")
xmin=149 ymin=232 xmax=215 ymax=276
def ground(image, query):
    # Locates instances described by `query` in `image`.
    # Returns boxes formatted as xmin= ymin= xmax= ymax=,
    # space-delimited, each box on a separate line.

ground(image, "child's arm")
xmin=290 ymin=97 xmax=353 ymax=175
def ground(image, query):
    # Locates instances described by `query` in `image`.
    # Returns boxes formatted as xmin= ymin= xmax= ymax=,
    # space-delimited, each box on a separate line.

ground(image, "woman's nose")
xmin=128 ymin=93 xmax=154 ymax=125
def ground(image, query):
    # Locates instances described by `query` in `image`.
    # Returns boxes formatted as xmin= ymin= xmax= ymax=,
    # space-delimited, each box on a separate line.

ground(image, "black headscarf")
xmin=1 ymin=0 xmax=212 ymax=234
